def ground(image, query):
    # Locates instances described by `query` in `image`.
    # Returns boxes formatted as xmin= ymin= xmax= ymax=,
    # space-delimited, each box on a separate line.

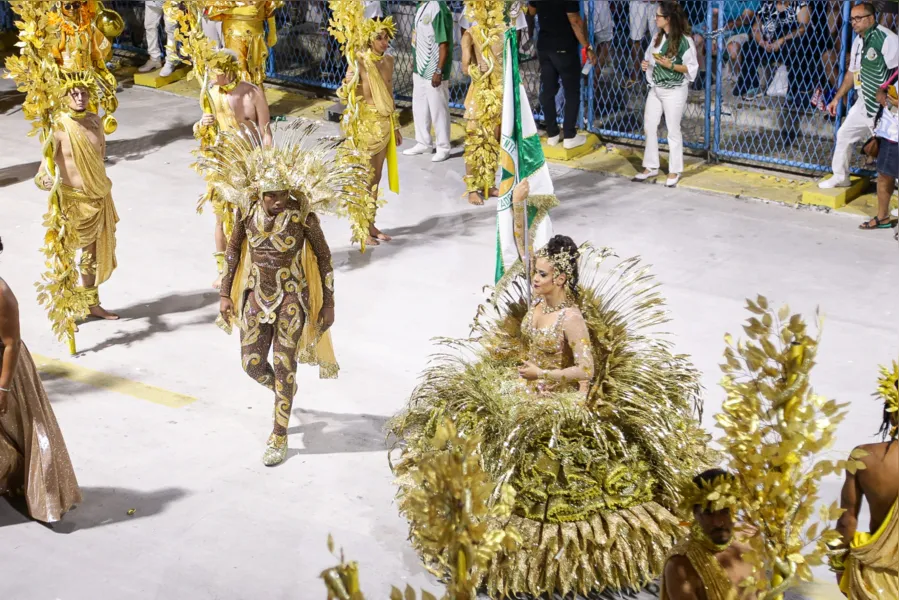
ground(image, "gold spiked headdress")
xmin=206 ymin=48 xmax=241 ymax=79
xmin=194 ymin=119 xmax=374 ymax=239
xmin=679 ymin=472 xmax=740 ymax=515
xmin=362 ymin=16 xmax=396 ymax=43
xmin=875 ymin=360 xmax=899 ymax=438
xmin=59 ymin=70 xmax=100 ymax=98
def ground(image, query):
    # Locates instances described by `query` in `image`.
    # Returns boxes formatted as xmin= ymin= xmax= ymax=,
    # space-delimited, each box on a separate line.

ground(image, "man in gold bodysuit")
xmin=205 ymin=122 xmax=356 ymax=467
xmin=194 ymin=49 xmax=272 ymax=288
xmin=660 ymin=469 xmax=756 ymax=600
xmin=342 ymin=18 xmax=401 ymax=246
xmin=37 ymin=77 xmax=119 ymax=321
xmin=831 ymin=364 xmax=898 ymax=599
xmin=205 ymin=0 xmax=280 ymax=88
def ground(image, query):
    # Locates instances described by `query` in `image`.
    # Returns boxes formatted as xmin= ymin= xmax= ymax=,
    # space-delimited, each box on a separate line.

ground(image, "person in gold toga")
xmin=37 ymin=75 xmax=119 ymax=320
xmin=0 ymin=238 xmax=82 ymax=523
xmin=201 ymin=121 xmax=370 ymax=467
xmin=341 ymin=17 xmax=402 ymax=246
xmin=659 ymin=469 xmax=756 ymax=600
xmin=205 ymin=0 xmax=280 ymax=89
xmin=194 ymin=49 xmax=272 ymax=289
xmin=830 ymin=362 xmax=898 ymax=599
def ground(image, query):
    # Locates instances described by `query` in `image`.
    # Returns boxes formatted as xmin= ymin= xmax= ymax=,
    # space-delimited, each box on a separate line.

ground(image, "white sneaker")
xmin=818 ymin=176 xmax=850 ymax=189
xmin=633 ymin=169 xmax=659 ymax=181
xmin=432 ymin=149 xmax=450 ymax=162
xmin=563 ymin=134 xmax=587 ymax=150
xmin=403 ymin=143 xmax=432 ymax=156
xmin=546 ymin=134 xmax=561 ymax=146
xmin=138 ymin=57 xmax=163 ymax=73
xmin=159 ymin=61 xmax=179 ymax=77
xmin=666 ymin=173 xmax=681 ymax=187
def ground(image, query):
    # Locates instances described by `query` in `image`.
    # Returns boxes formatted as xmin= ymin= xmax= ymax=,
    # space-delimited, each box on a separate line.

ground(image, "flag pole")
xmin=510 ymin=29 xmax=531 ymax=306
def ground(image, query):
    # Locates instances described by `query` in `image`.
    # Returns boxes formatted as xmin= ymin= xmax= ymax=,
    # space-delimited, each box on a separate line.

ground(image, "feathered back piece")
xmin=195 ymin=119 xmax=375 ymax=238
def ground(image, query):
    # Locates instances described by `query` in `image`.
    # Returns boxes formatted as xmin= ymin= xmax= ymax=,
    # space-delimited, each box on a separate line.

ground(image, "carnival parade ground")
xmin=0 ymin=80 xmax=896 ymax=599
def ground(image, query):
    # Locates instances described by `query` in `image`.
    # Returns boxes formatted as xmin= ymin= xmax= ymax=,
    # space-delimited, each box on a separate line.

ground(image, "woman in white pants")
xmin=635 ymin=1 xmax=698 ymax=187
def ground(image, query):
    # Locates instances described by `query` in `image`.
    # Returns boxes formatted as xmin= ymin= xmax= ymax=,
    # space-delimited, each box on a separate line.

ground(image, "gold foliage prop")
xmin=716 ymin=297 xmax=865 ymax=598
xmin=462 ymin=0 xmax=504 ymax=195
xmin=321 ymin=419 xmax=519 ymax=600
xmin=5 ymin=1 xmax=97 ymax=353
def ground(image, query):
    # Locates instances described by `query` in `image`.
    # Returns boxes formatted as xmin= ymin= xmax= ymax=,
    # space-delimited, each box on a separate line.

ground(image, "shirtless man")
xmin=831 ymin=371 xmax=898 ymax=599
xmin=661 ymin=469 xmax=756 ymax=600
xmin=37 ymin=80 xmax=119 ymax=320
xmin=194 ymin=49 xmax=271 ymax=288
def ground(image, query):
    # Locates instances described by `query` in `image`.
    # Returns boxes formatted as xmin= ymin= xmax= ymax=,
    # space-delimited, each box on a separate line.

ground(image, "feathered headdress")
xmin=194 ymin=119 xmax=375 ymax=240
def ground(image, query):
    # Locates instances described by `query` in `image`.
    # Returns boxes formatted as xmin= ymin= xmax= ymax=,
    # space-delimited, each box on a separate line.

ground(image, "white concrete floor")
xmin=0 ymin=82 xmax=897 ymax=600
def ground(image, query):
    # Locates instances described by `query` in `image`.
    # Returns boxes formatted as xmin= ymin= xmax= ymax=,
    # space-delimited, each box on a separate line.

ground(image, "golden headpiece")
xmin=207 ymin=48 xmax=240 ymax=79
xmin=59 ymin=70 xmax=97 ymax=94
xmin=194 ymin=119 xmax=373 ymax=228
xmin=680 ymin=471 xmax=740 ymax=514
xmin=363 ymin=16 xmax=397 ymax=42
xmin=875 ymin=360 xmax=899 ymax=438
xmin=535 ymin=244 xmax=578 ymax=281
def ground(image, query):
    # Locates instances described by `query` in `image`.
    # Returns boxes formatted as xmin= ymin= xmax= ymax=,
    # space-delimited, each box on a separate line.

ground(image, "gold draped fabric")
xmin=196 ymin=85 xmax=241 ymax=230
xmin=57 ymin=113 xmax=118 ymax=285
xmin=355 ymin=51 xmax=399 ymax=194
xmin=0 ymin=341 xmax=81 ymax=523
xmin=840 ymin=500 xmax=899 ymax=599
xmin=660 ymin=537 xmax=738 ymax=600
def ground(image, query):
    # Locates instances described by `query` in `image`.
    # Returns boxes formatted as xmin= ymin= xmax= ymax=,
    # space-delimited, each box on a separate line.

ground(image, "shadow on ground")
xmin=0 ymin=486 xmax=189 ymax=533
xmin=76 ymin=290 xmax=219 ymax=355
xmin=284 ymin=408 xmax=389 ymax=458
xmin=106 ymin=122 xmax=196 ymax=164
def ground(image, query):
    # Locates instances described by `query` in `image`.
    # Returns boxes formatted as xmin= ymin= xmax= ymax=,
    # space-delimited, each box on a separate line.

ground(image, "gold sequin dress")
xmin=0 ymin=340 xmax=81 ymax=523
xmin=388 ymin=244 xmax=711 ymax=598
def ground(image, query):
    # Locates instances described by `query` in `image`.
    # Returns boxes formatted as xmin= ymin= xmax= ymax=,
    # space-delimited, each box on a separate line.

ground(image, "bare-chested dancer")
xmin=831 ymin=368 xmax=898 ymax=599
xmin=194 ymin=49 xmax=272 ymax=288
xmin=37 ymin=79 xmax=119 ymax=320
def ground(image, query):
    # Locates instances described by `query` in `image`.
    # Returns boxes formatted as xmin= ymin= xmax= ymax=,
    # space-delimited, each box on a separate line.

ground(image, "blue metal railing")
xmin=0 ymin=1 xmax=875 ymax=176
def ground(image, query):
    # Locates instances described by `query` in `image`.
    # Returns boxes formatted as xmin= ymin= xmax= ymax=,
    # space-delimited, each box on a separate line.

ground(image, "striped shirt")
xmin=413 ymin=1 xmax=453 ymax=80
xmin=645 ymin=34 xmax=698 ymax=89
xmin=850 ymin=25 xmax=899 ymax=118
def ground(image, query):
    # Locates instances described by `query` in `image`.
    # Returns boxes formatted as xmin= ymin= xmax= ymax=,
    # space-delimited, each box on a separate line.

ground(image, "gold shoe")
xmin=262 ymin=433 xmax=288 ymax=466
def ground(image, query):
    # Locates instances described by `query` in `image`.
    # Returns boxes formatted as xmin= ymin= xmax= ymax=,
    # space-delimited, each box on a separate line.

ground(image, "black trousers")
xmin=538 ymin=49 xmax=581 ymax=139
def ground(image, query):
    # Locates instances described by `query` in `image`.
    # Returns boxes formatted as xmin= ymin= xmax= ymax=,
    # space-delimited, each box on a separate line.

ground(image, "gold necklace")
xmin=541 ymin=297 xmax=569 ymax=315
xmin=219 ymin=79 xmax=239 ymax=94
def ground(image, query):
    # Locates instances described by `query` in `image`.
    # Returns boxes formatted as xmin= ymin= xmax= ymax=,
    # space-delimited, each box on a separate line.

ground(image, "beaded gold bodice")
xmin=521 ymin=298 xmax=595 ymax=394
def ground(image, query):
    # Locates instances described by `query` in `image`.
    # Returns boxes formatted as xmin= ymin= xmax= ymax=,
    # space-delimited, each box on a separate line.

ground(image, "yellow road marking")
xmin=32 ymin=354 xmax=196 ymax=408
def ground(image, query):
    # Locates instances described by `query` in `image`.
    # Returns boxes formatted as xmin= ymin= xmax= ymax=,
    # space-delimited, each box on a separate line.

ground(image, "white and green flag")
xmin=495 ymin=29 xmax=555 ymax=282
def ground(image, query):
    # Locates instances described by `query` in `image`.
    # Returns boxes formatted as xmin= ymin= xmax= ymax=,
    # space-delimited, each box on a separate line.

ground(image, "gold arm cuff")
xmin=76 ymin=285 xmax=100 ymax=307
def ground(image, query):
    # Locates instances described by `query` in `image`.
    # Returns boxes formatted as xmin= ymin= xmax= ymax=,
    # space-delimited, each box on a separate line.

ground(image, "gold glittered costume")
xmin=198 ymin=120 xmax=372 ymax=465
xmin=659 ymin=534 xmax=740 ymax=600
xmin=205 ymin=1 xmax=281 ymax=88
xmin=0 ymin=340 xmax=82 ymax=523
xmin=388 ymin=244 xmax=711 ymax=598
xmin=839 ymin=500 xmax=899 ymax=599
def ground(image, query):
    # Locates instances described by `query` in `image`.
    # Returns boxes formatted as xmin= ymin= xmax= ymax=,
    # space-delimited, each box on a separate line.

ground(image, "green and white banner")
xmin=495 ymin=29 xmax=554 ymax=282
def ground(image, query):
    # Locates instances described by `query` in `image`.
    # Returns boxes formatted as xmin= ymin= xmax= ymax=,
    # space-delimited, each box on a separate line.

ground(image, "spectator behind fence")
xmin=629 ymin=1 xmax=659 ymax=83
xmin=735 ymin=1 xmax=819 ymax=106
xmin=691 ymin=1 xmax=758 ymax=91
xmin=403 ymin=0 xmax=453 ymax=163
xmin=859 ymin=75 xmax=899 ymax=230
xmin=584 ymin=0 xmax=613 ymax=73
xmin=635 ymin=1 xmax=698 ymax=188
xmin=527 ymin=0 xmax=597 ymax=150
xmin=138 ymin=0 xmax=180 ymax=75
xmin=820 ymin=2 xmax=898 ymax=189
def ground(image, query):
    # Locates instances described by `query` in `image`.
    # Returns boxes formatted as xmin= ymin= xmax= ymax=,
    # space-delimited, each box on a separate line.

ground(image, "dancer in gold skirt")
xmin=0 ymin=240 xmax=82 ymax=523
xmin=205 ymin=0 xmax=281 ymax=89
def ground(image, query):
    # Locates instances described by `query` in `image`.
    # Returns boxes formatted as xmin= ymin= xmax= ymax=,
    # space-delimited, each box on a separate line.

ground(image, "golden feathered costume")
xmin=388 ymin=245 xmax=711 ymax=598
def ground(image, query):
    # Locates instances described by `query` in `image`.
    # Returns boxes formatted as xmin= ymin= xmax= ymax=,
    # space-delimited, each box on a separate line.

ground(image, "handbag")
xmin=862 ymin=136 xmax=881 ymax=158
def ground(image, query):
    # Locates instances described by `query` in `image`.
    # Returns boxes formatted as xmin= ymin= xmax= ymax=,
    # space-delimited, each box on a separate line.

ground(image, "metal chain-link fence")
xmin=1 ymin=1 xmax=885 ymax=176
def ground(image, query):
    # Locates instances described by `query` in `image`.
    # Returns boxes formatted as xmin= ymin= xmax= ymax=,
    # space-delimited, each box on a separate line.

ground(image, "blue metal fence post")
xmin=833 ymin=0 xmax=853 ymax=137
xmin=584 ymin=0 xmax=594 ymax=137
xmin=265 ymin=11 xmax=276 ymax=78
xmin=712 ymin=0 xmax=725 ymax=160
xmin=703 ymin=0 xmax=713 ymax=154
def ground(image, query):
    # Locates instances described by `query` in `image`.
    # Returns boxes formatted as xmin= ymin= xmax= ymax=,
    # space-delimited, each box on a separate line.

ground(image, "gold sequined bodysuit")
xmin=520 ymin=298 xmax=594 ymax=395
xmin=220 ymin=197 xmax=334 ymax=434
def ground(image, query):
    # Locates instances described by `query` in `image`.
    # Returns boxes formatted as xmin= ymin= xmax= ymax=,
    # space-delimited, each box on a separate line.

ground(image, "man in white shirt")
xmin=403 ymin=1 xmax=454 ymax=162
xmin=860 ymin=78 xmax=899 ymax=231
xmin=820 ymin=2 xmax=898 ymax=189
xmin=138 ymin=0 xmax=180 ymax=76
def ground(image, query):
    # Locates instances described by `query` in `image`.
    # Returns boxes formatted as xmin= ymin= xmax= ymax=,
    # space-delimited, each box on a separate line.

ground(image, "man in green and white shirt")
xmin=403 ymin=0 xmax=454 ymax=162
xmin=820 ymin=2 xmax=898 ymax=189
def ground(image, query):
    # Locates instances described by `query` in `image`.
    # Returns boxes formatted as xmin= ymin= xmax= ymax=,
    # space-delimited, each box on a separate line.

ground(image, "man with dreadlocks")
xmin=659 ymin=469 xmax=756 ymax=600
xmin=194 ymin=48 xmax=272 ymax=289
xmin=36 ymin=74 xmax=119 ymax=321
xmin=204 ymin=121 xmax=369 ymax=467
xmin=830 ymin=362 xmax=898 ymax=599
